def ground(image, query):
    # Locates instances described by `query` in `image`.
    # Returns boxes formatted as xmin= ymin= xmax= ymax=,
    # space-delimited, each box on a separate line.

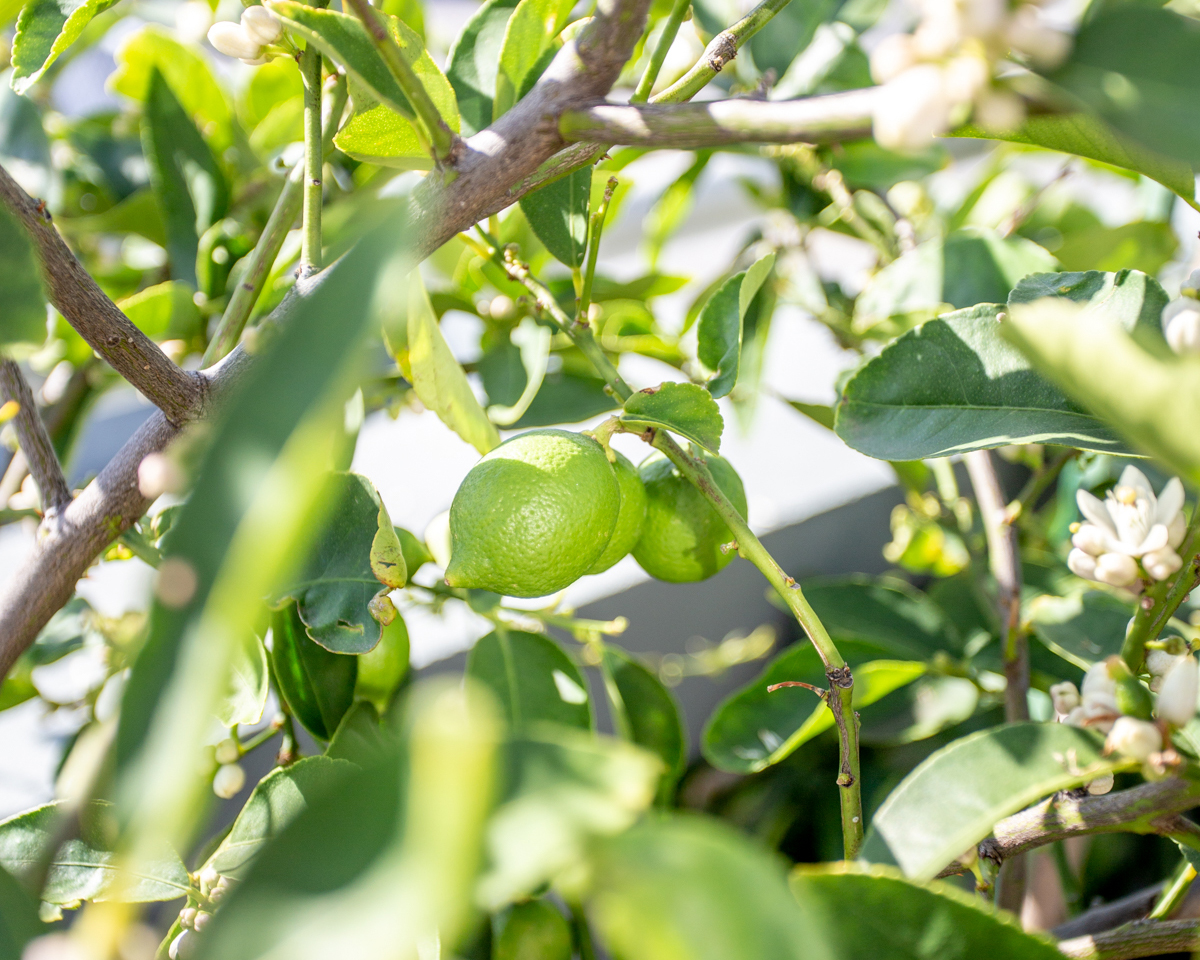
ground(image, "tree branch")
xmin=559 ymin=91 xmax=876 ymax=148
xmin=1058 ymin=919 xmax=1200 ymax=959
xmin=0 ymin=164 xmax=205 ymax=425
xmin=0 ymin=361 xmax=71 ymax=519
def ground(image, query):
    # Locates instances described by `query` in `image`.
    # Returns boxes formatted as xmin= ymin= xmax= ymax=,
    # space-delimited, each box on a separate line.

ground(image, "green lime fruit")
xmin=633 ymin=453 xmax=747 ymax=583
xmin=587 ymin=450 xmax=647 ymax=575
xmin=445 ymin=429 xmax=620 ymax=597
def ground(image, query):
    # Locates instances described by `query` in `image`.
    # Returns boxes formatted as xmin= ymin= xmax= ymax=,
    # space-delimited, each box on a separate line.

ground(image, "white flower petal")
xmin=1119 ymin=466 xmax=1154 ymax=502
xmin=1067 ymin=548 xmax=1098 ymax=580
xmin=1095 ymin=553 xmax=1139 ymax=587
xmin=1156 ymin=477 xmax=1185 ymax=526
xmin=1077 ymin=490 xmax=1117 ymax=536
xmin=1135 ymin=524 xmax=1170 ymax=556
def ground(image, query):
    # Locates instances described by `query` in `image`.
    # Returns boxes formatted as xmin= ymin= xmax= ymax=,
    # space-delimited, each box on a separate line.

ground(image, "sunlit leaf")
xmin=0 ymin=204 xmax=46 ymax=352
xmin=1027 ymin=590 xmax=1132 ymax=670
xmin=519 ymin=166 xmax=590 ymax=270
xmin=494 ymin=0 xmax=575 ymax=119
xmin=10 ymin=0 xmax=122 ymax=95
xmin=620 ymin=382 xmax=724 ymax=453
xmin=697 ymin=253 xmax=774 ymax=399
xmin=445 ymin=0 xmax=520 ymax=135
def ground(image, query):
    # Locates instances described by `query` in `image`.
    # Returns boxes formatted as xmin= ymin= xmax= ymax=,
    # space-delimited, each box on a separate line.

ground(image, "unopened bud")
xmin=1105 ymin=715 xmax=1162 ymax=761
xmin=1094 ymin=552 xmax=1139 ymax=587
xmin=1050 ymin=681 xmax=1080 ymax=717
xmin=1067 ymin=548 xmax=1098 ymax=580
xmin=191 ymin=911 xmax=212 ymax=933
xmin=179 ymin=907 xmax=197 ymax=929
xmin=1086 ymin=771 xmax=1114 ymax=795
xmin=212 ymin=763 xmax=245 ymax=799
xmin=168 ymin=931 xmax=193 ymax=960
xmin=207 ymin=21 xmax=262 ymax=60
xmin=1156 ymin=655 xmax=1198 ymax=727
xmin=214 ymin=737 xmax=239 ymax=765
xmin=1072 ymin=523 xmax=1108 ymax=557
xmin=1144 ymin=546 xmax=1183 ymax=582
xmin=198 ymin=866 xmax=219 ymax=893
xmin=240 ymin=5 xmax=282 ymax=44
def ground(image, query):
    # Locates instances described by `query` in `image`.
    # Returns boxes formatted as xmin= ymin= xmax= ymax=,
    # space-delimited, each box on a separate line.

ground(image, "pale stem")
xmin=300 ymin=43 xmax=324 ymax=277
xmin=631 ymin=0 xmax=692 ymax=103
xmin=1149 ymin=859 xmax=1197 ymax=919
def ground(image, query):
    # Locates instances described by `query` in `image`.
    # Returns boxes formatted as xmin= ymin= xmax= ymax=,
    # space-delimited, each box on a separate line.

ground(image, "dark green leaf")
xmin=270 ymin=602 xmax=357 ymax=741
xmin=1049 ymin=7 xmax=1200 ymax=166
xmin=696 ymin=254 xmax=774 ymax=399
xmin=620 ymin=382 xmax=724 ymax=454
xmin=0 ymin=204 xmax=46 ymax=352
xmin=325 ymin=700 xmax=393 ymax=766
xmin=445 ymin=0 xmax=520 ymax=136
xmin=954 ymin=113 xmax=1198 ymax=207
xmin=586 ymin=816 xmax=810 ymax=960
xmin=274 ymin=472 xmax=403 ymax=654
xmin=478 ymin=341 xmax=617 ymax=427
xmin=494 ymin=0 xmax=574 ymax=119
xmin=1027 ymin=591 xmax=1132 ymax=670
xmin=0 ymin=801 xmax=190 ymax=903
xmin=604 ymin=645 xmax=686 ymax=789
xmin=790 ymin=864 xmax=1062 ymax=959
xmin=804 ymin=576 xmax=958 ymax=658
xmin=518 ymin=166 xmax=591 ymax=270
xmin=142 ymin=67 xmax=229 ymax=287
xmin=857 ymin=675 xmax=980 ymax=746
xmin=824 ymin=139 xmax=947 ymax=190
xmin=208 ymin=756 xmax=354 ymax=878
xmin=466 ymin=630 xmax=591 ymax=731
xmin=10 ymin=0 xmax=121 ymax=94
xmin=836 ymin=266 xmax=1170 ymax=461
xmin=861 ymin=722 xmax=1113 ymax=880
xmin=787 ymin=401 xmax=835 ymax=430
xmin=0 ymin=862 xmax=40 ymax=959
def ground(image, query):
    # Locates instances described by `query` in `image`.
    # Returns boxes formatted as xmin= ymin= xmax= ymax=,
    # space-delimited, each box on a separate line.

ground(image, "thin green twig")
xmin=299 ymin=43 xmax=324 ymax=276
xmin=632 ymin=0 xmax=692 ymax=103
xmin=1123 ymin=503 xmax=1200 ymax=670
xmin=578 ymin=176 xmax=617 ymax=326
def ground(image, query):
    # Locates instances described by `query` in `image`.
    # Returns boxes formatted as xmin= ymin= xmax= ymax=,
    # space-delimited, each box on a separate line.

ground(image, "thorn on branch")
xmin=767 ymin=680 xmax=826 ymax=697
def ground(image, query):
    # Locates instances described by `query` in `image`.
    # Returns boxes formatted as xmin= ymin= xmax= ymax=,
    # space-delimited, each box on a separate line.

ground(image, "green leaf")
xmin=1002 ymin=294 xmax=1200 ymax=483
xmin=697 ymin=253 xmax=774 ymax=399
xmin=207 ymin=756 xmax=354 ymax=879
xmin=0 ymin=801 xmax=190 ymax=903
xmin=645 ymin=153 xmax=710 ymax=268
xmin=789 ymin=864 xmax=1062 ymax=960
xmin=494 ymin=0 xmax=574 ymax=119
xmin=478 ymin=341 xmax=617 ymax=427
xmin=270 ymin=602 xmax=357 ymax=741
xmin=703 ymin=644 xmax=924 ymax=774
xmin=0 ymin=861 xmax=39 ymax=960
xmin=216 ymin=628 xmax=269 ymax=728
xmin=1052 ymin=221 xmax=1178 ymax=276
xmin=620 ymin=382 xmax=724 ymax=454
xmin=274 ymin=472 xmax=403 ymax=654
xmin=1027 ymin=591 xmax=1131 ymax=670
xmin=494 ymin=900 xmax=572 ymax=960
xmin=858 ymin=674 xmax=980 ymax=746
xmin=325 ymin=700 xmax=393 ymax=766
xmin=0 ymin=204 xmax=46 ymax=353
xmin=804 ymin=576 xmax=959 ymax=658
xmin=836 ymin=266 xmax=1171 ymax=461
xmin=117 ymin=280 xmax=201 ymax=341
xmin=467 ymin=630 xmax=592 ymax=732
xmin=603 ymin=645 xmax=686 ymax=790
xmin=518 ymin=166 xmax=591 ymax=270
xmin=109 ymin=26 xmax=236 ymax=154
xmin=852 ymin=228 xmax=1055 ymax=338
xmin=954 ymin=113 xmax=1198 ymax=207
xmin=10 ymin=0 xmax=121 ymax=95
xmin=479 ymin=726 xmax=659 ymax=908
xmin=142 ymin=68 xmax=229 ymax=287
xmin=1049 ymin=7 xmax=1200 ymax=166
xmin=445 ymin=0 xmax=520 ymax=136
xmin=787 ymin=400 xmax=835 ymax=430
xmin=355 ymin=616 xmax=409 ymax=713
xmin=586 ymin=816 xmax=810 ymax=960
xmin=861 ymin=722 xmax=1114 ymax=881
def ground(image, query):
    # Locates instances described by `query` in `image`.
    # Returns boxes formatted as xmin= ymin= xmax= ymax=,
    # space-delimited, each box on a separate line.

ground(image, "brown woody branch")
xmin=0 ymin=361 xmax=71 ymax=519
xmin=0 ymin=164 xmax=205 ymax=425
xmin=1058 ymin=919 xmax=1200 ymax=959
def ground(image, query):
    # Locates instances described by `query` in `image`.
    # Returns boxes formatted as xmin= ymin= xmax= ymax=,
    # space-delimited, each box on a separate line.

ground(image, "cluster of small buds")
xmin=1163 ymin=269 xmax=1200 ymax=355
xmin=170 ymin=869 xmax=236 ymax=958
xmin=1067 ymin=466 xmax=1186 ymax=588
xmin=1147 ymin=644 xmax=1188 ymax=692
xmin=868 ymin=0 xmax=1072 ymax=151
xmin=213 ymin=761 xmax=246 ymax=799
xmin=207 ymin=5 xmax=283 ymax=66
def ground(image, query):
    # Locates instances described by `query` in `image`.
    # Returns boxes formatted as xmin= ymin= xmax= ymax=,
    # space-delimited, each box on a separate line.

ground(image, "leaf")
xmin=270 ymin=602 xmax=357 ymax=741
xmin=325 ymin=700 xmax=392 ymax=766
xmin=703 ymin=645 xmax=925 ymax=774
xmin=835 ymin=265 xmax=1171 ymax=461
xmin=620 ymin=382 xmax=724 ymax=454
xmin=697 ymin=253 xmax=774 ymax=399
xmin=0 ymin=862 xmax=39 ymax=960
xmin=1002 ymin=296 xmax=1200 ymax=484
xmin=518 ymin=166 xmax=591 ymax=270
xmin=479 ymin=726 xmax=659 ymax=908
xmin=0 ymin=204 xmax=46 ymax=352
xmin=216 ymin=628 xmax=269 ymax=728
xmin=274 ymin=472 xmax=403 ymax=654
xmin=445 ymin=0 xmax=520 ymax=136
xmin=142 ymin=67 xmax=229 ymax=287
xmin=1027 ymin=591 xmax=1132 ymax=670
xmin=858 ymin=674 xmax=980 ymax=747
xmin=467 ymin=630 xmax=592 ymax=732
xmin=860 ymin=722 xmax=1113 ymax=881
xmin=604 ymin=645 xmax=686 ymax=790
xmin=478 ymin=341 xmax=617 ymax=427
xmin=109 ymin=26 xmax=236 ymax=154
xmin=207 ymin=757 xmax=354 ymax=879
xmin=1053 ymin=221 xmax=1178 ymax=276
xmin=401 ymin=272 xmax=501 ymax=454
xmin=645 ymin=153 xmax=710 ymax=268
xmin=954 ymin=113 xmax=1198 ymax=207
xmin=10 ymin=0 xmax=121 ymax=95
xmin=494 ymin=0 xmax=574 ymax=119
xmin=789 ymin=864 xmax=1062 ymax=960
xmin=803 ymin=576 xmax=959 ymax=658
xmin=1049 ymin=6 xmax=1200 ymax=166
xmin=586 ymin=816 xmax=810 ymax=960
xmin=852 ymin=228 xmax=1056 ymax=338
xmin=0 ymin=801 xmax=190 ymax=903
xmin=787 ymin=400 xmax=835 ymax=430
xmin=117 ymin=280 xmax=201 ymax=341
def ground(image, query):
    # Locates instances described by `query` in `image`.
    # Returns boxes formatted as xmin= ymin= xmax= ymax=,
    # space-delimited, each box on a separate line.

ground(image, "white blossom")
xmin=1094 ymin=552 xmax=1139 ymax=587
xmin=1105 ymin=715 xmax=1162 ymax=761
xmin=1164 ymin=297 xmax=1200 ymax=355
xmin=1050 ymin=681 xmax=1080 ymax=718
xmin=1156 ymin=655 xmax=1198 ymax=726
xmin=207 ymin=21 xmax=263 ymax=61
xmin=241 ymin=5 xmax=282 ymax=45
xmin=869 ymin=34 xmax=916 ymax=84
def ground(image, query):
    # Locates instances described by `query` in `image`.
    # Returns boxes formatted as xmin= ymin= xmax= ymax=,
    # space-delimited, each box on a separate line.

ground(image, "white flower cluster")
xmin=170 ymin=866 xmax=236 ymax=958
xmin=1067 ymin=467 xmax=1186 ymax=588
xmin=869 ymin=0 xmax=1072 ymax=151
xmin=207 ymin=5 xmax=283 ymax=66
xmin=1163 ymin=269 xmax=1200 ymax=355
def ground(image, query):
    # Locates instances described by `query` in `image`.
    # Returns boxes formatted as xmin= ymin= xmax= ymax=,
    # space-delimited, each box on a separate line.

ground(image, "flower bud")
xmin=207 ymin=21 xmax=263 ymax=61
xmin=1163 ymin=298 xmax=1200 ymax=355
xmin=1050 ymin=681 xmax=1080 ymax=717
xmin=1105 ymin=715 xmax=1162 ymax=761
xmin=168 ymin=931 xmax=194 ymax=960
xmin=192 ymin=911 xmax=212 ymax=933
xmin=869 ymin=33 xmax=916 ymax=84
xmin=198 ymin=866 xmax=219 ymax=893
xmin=179 ymin=907 xmax=197 ymax=929
xmin=1094 ymin=552 xmax=1139 ymax=587
xmin=1067 ymin=548 xmax=1098 ymax=580
xmin=1072 ymin=523 xmax=1108 ymax=556
xmin=1086 ymin=771 xmax=1114 ymax=795
xmin=241 ymin=5 xmax=282 ymax=45
xmin=1147 ymin=648 xmax=1184 ymax=679
xmin=1156 ymin=655 xmax=1198 ymax=726
xmin=1082 ymin=660 xmax=1117 ymax=702
xmin=943 ymin=54 xmax=989 ymax=105
xmin=1006 ymin=6 xmax=1071 ymax=68
xmin=873 ymin=66 xmax=953 ymax=153
xmin=213 ymin=762 xmax=245 ymax=799
xmin=214 ymin=737 xmax=239 ymax=765
xmin=1143 ymin=546 xmax=1182 ymax=582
